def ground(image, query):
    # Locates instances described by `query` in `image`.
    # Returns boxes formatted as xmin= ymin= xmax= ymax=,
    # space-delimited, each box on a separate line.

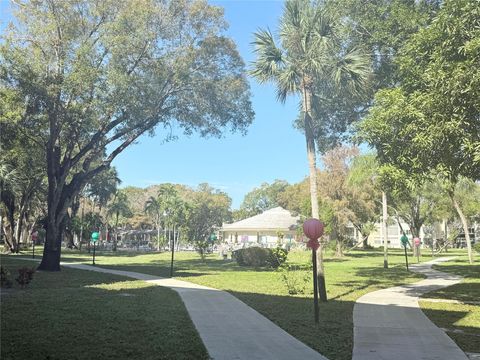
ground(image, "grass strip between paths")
xmin=419 ymin=256 xmax=480 ymax=354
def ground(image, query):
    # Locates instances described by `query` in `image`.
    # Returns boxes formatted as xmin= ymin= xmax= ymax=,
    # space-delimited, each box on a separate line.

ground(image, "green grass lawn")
xmin=419 ymin=255 xmax=480 ymax=353
xmin=5 ymin=248 xmax=475 ymax=360
xmin=0 ymin=256 xmax=208 ymax=360
xmin=47 ymin=247 xmax=433 ymax=360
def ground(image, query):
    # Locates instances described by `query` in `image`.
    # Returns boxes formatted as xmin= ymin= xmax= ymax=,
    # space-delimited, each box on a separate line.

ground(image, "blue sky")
xmin=1 ymin=0 xmax=311 ymax=209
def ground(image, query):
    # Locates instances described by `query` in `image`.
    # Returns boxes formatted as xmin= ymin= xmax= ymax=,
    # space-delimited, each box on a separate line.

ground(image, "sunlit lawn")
xmin=58 ymin=247 xmax=429 ymax=360
xmin=6 ymin=247 xmax=475 ymax=360
xmin=0 ymin=256 xmax=208 ymax=360
xmin=419 ymin=255 xmax=480 ymax=353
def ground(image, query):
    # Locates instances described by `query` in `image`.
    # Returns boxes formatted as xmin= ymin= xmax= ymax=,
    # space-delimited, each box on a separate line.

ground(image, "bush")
xmin=233 ymin=247 xmax=270 ymax=267
xmin=278 ymin=264 xmax=310 ymax=295
xmin=15 ymin=267 xmax=35 ymax=288
xmin=474 ymin=241 xmax=480 ymax=253
xmin=268 ymin=247 xmax=288 ymax=268
xmin=1 ymin=266 xmax=13 ymax=288
xmin=232 ymin=247 xmax=288 ymax=268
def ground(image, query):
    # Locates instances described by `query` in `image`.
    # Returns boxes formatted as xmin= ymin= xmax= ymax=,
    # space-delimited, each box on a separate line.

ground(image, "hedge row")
xmin=232 ymin=247 xmax=288 ymax=268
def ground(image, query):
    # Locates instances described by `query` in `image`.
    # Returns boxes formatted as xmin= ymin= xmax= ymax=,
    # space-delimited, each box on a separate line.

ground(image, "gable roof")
xmin=222 ymin=207 xmax=300 ymax=231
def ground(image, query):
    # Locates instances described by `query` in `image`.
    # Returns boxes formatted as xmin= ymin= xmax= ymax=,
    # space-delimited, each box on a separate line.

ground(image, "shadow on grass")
xmin=353 ymin=265 xmax=424 ymax=282
xmin=226 ymin=289 xmax=471 ymax=360
xmin=433 ymin=260 xmax=480 ymax=279
xmin=1 ymin=272 xmax=209 ymax=360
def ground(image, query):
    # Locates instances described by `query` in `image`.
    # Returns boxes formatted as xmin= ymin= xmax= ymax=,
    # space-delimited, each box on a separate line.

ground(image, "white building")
xmin=221 ymin=207 xmax=300 ymax=248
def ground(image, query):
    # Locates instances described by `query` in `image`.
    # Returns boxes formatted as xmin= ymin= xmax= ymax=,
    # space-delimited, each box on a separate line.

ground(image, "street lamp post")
xmin=303 ymin=219 xmax=324 ymax=324
xmin=400 ymin=234 xmax=410 ymax=271
xmin=91 ymin=232 xmax=99 ymax=265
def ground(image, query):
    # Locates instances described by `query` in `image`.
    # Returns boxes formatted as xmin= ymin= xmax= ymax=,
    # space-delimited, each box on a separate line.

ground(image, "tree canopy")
xmin=358 ymin=0 xmax=479 ymax=263
xmin=1 ymin=0 xmax=254 ymax=270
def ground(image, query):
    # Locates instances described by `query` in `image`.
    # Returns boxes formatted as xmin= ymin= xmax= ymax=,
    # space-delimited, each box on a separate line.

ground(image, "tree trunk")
xmin=362 ymin=234 xmax=369 ymax=248
xmin=450 ymin=192 xmax=473 ymax=264
xmin=335 ymin=239 xmax=344 ymax=257
xmin=38 ymin=217 xmax=63 ymax=272
xmin=113 ymin=213 xmax=119 ymax=252
xmin=302 ymin=83 xmax=327 ymax=302
xmin=38 ymin=143 xmax=68 ymax=272
xmin=382 ymin=191 xmax=389 ymax=269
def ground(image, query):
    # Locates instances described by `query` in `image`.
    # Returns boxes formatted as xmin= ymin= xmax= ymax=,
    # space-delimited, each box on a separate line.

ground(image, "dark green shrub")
xmin=233 ymin=247 xmax=271 ymax=267
xmin=233 ymin=247 xmax=288 ymax=268
xmin=1 ymin=266 xmax=12 ymax=288
xmin=15 ymin=267 xmax=35 ymax=288
xmin=267 ymin=247 xmax=288 ymax=268
xmin=474 ymin=241 xmax=480 ymax=253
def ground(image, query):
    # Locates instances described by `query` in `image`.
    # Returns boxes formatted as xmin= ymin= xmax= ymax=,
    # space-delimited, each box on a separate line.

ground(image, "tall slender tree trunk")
xmin=157 ymin=224 xmax=161 ymax=251
xmin=302 ymin=83 xmax=327 ymax=302
xmin=382 ymin=191 xmax=389 ymax=269
xmin=114 ymin=213 xmax=120 ymax=252
xmin=450 ymin=192 xmax=473 ymax=264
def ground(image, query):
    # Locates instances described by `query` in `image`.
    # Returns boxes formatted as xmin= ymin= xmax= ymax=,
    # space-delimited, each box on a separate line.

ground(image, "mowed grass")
xmin=52 ymin=247 xmax=438 ymax=360
xmin=419 ymin=255 xmax=480 ymax=353
xmin=0 ymin=256 xmax=208 ymax=360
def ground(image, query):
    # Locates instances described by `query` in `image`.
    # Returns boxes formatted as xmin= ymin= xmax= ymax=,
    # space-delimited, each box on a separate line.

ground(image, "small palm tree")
xmin=107 ymin=191 xmax=132 ymax=251
xmin=251 ymin=0 xmax=371 ymax=301
xmin=145 ymin=196 xmax=163 ymax=251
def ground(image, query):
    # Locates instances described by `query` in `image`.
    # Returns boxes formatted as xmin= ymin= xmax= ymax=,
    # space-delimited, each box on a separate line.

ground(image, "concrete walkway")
xmin=352 ymin=257 xmax=469 ymax=360
xmin=60 ymin=262 xmax=327 ymax=360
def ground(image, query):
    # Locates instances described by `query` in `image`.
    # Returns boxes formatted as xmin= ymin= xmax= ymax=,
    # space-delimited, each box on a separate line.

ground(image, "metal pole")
xmin=312 ymin=248 xmax=319 ymax=324
xmin=32 ymin=241 xmax=35 ymax=259
xmin=93 ymin=242 xmax=96 ymax=265
xmin=170 ymin=227 xmax=174 ymax=277
xmin=382 ymin=191 xmax=389 ymax=269
xmin=404 ymin=245 xmax=409 ymax=271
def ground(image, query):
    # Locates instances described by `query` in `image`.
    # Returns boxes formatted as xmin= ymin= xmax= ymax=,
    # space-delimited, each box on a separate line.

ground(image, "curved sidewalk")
xmin=352 ymin=257 xmax=468 ymax=360
xmin=61 ymin=262 xmax=328 ymax=360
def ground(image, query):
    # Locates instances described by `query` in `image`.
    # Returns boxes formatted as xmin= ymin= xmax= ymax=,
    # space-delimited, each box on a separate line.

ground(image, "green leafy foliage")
xmin=1 ymin=0 xmax=253 ymax=270
xmin=236 ymin=180 xmax=289 ymax=220
xmin=278 ymin=264 xmax=310 ymax=295
xmin=15 ymin=267 xmax=35 ymax=289
xmin=233 ymin=247 xmax=272 ymax=267
xmin=233 ymin=247 xmax=288 ymax=268
xmin=0 ymin=266 xmax=13 ymax=288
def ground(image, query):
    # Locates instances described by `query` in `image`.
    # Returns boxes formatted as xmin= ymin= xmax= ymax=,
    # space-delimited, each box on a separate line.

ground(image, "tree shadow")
xmin=353 ymin=265 xmax=424 ymax=283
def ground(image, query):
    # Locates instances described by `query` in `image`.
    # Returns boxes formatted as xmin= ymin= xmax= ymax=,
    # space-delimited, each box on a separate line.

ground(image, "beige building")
xmin=221 ymin=207 xmax=301 ymax=248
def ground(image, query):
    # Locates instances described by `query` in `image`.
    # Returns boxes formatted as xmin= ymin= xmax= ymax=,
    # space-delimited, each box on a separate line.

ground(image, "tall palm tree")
xmin=107 ymin=191 xmax=132 ymax=251
xmin=145 ymin=196 xmax=163 ymax=251
xmin=251 ymin=0 xmax=371 ymax=301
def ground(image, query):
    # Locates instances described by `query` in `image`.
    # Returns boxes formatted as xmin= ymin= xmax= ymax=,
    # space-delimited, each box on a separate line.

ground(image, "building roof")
xmin=222 ymin=207 xmax=300 ymax=232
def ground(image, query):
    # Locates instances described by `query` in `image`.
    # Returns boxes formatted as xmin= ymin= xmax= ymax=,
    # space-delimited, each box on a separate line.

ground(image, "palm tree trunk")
xmin=302 ymin=84 xmax=327 ymax=302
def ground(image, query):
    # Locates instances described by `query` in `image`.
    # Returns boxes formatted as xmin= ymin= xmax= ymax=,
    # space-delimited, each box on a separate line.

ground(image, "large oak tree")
xmin=1 ymin=0 xmax=253 ymax=270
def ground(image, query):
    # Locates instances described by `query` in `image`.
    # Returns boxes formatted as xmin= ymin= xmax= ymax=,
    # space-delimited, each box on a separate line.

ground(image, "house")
xmin=221 ymin=207 xmax=301 ymax=248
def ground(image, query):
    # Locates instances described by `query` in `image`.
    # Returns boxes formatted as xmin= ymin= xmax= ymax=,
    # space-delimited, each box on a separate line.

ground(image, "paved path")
xmin=352 ymin=257 xmax=469 ymax=360
xmin=60 ymin=262 xmax=327 ymax=360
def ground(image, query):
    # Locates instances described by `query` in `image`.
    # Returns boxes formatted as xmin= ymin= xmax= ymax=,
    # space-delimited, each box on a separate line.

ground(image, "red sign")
xmin=31 ymin=231 xmax=38 ymax=241
xmin=414 ymin=237 xmax=421 ymax=246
